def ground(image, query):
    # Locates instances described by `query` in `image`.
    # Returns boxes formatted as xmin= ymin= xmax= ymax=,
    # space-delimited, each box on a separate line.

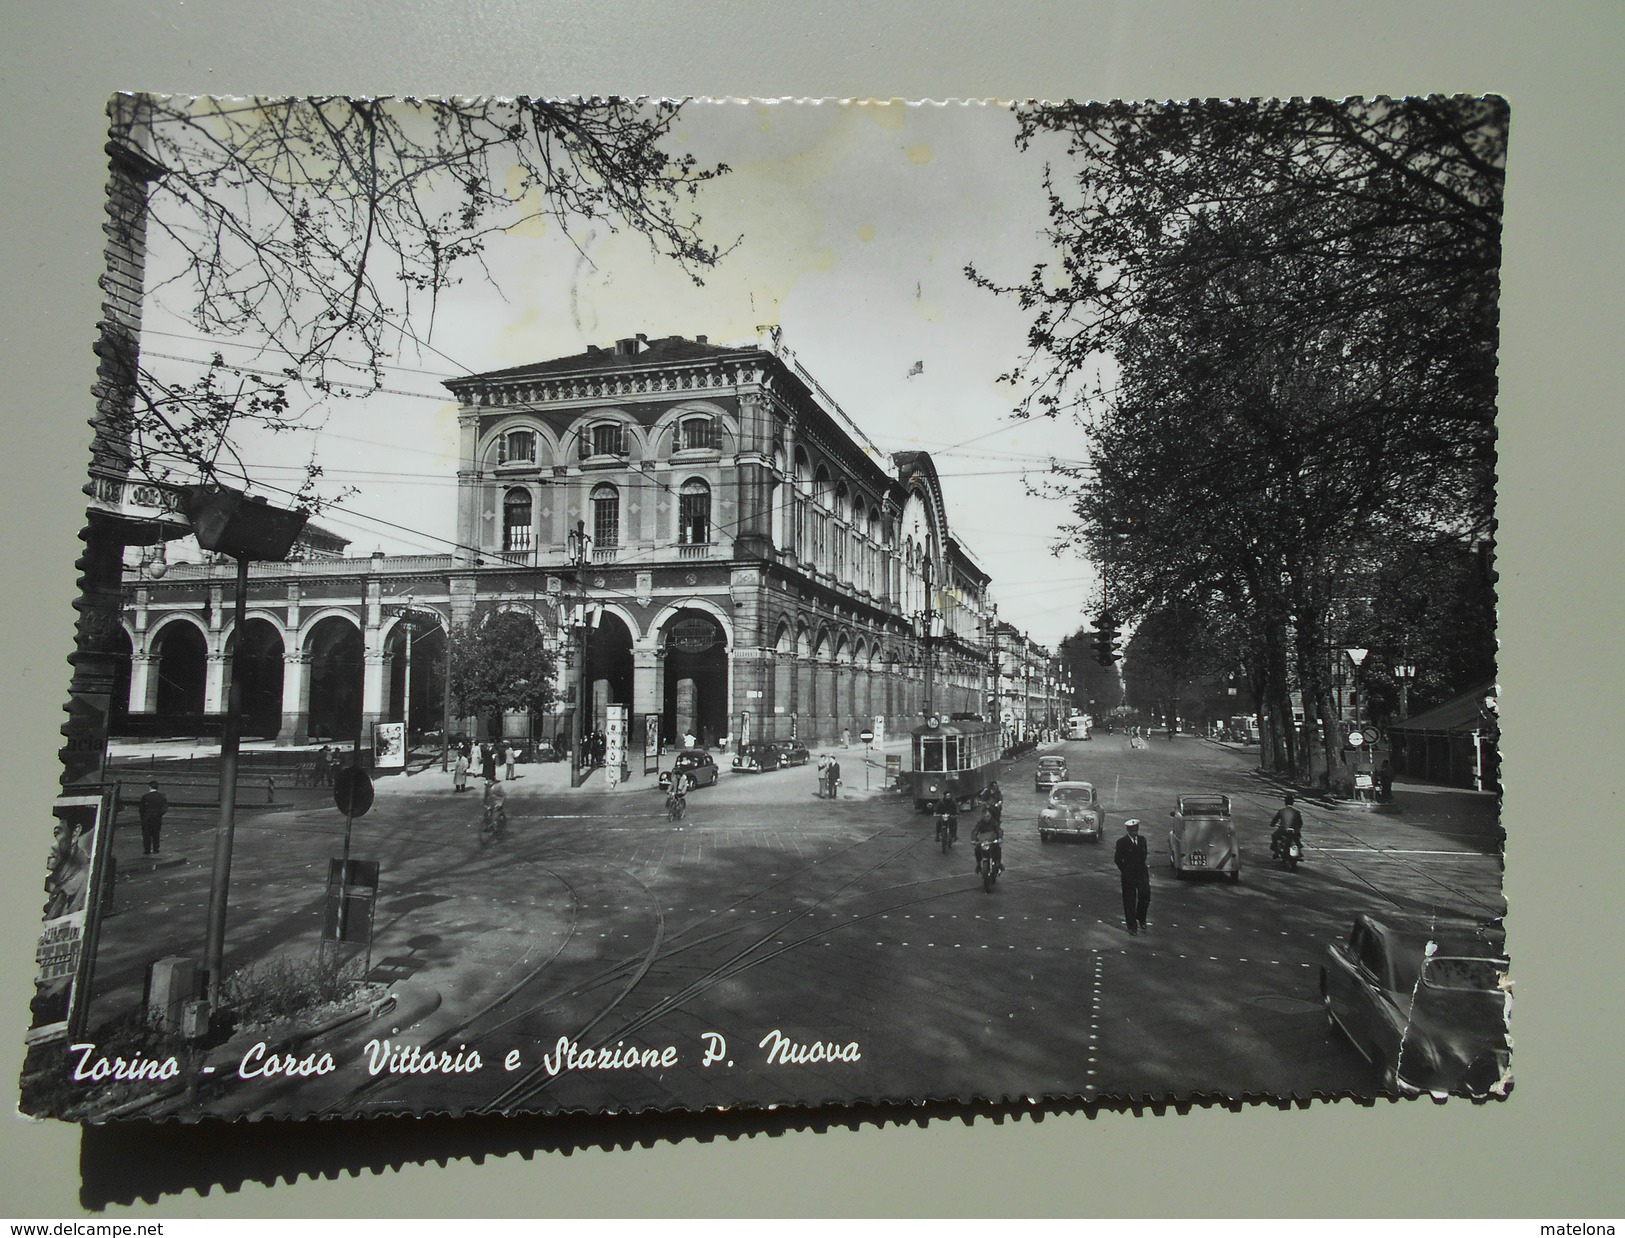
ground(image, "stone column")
xmin=361 ymin=642 xmax=389 ymax=738
xmin=204 ymin=651 xmax=229 ymax=715
xmin=632 ymin=644 xmax=661 ymax=754
xmin=277 ymin=653 xmax=311 ymax=744
xmin=128 ymin=651 xmax=160 ymax=715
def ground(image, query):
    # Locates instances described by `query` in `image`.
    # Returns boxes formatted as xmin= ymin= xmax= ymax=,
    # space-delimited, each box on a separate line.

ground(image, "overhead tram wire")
xmin=150 ymin=326 xmax=1077 ymax=616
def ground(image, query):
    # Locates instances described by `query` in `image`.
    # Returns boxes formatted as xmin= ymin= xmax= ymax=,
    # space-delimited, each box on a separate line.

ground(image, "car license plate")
xmin=1189 ymin=852 xmax=1206 ymax=866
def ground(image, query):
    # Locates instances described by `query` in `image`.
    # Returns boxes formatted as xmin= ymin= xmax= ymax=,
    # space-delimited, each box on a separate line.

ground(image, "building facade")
xmin=118 ymin=333 xmax=1044 ymax=755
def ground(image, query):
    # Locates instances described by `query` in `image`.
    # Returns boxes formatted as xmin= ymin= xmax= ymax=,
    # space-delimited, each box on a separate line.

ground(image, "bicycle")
xmin=480 ymin=802 xmax=507 ymax=845
xmin=666 ymin=789 xmax=688 ymax=822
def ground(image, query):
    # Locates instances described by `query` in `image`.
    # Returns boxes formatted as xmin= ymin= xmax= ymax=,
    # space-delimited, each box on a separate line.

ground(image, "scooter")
xmin=935 ymin=810 xmax=957 ymax=854
xmin=1270 ymin=829 xmax=1303 ymax=871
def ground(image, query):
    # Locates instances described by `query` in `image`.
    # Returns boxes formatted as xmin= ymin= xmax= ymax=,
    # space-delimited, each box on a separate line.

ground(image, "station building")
xmin=115 ymin=333 xmax=1034 ymax=754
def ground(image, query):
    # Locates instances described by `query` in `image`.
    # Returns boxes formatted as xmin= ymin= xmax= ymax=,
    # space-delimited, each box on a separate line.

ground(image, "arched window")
xmin=580 ymin=421 xmax=625 ymax=459
xmin=678 ymin=479 xmax=711 ymax=546
xmin=501 ymin=429 xmax=536 ymax=464
xmin=678 ymin=415 xmax=718 ymax=452
xmin=591 ymin=483 xmax=620 ymax=548
xmin=503 ymin=487 xmax=532 ymax=552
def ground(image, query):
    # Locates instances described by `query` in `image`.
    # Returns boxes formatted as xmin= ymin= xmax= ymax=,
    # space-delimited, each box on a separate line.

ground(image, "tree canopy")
xmin=448 ymin=611 xmax=558 ymax=728
xmin=972 ymin=96 xmax=1506 ymax=784
xmin=120 ymin=95 xmax=734 ymax=492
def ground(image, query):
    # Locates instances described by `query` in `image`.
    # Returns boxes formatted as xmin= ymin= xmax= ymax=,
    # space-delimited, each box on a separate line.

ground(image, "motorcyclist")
xmin=1269 ymin=793 xmax=1304 ymax=858
xmin=980 ymin=781 xmax=1004 ymax=827
xmin=971 ymin=807 xmax=1004 ymax=876
xmin=934 ymin=795 xmax=959 ymax=845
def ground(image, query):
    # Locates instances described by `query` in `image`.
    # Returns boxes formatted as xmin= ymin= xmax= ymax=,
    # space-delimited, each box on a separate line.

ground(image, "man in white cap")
xmin=1114 ymin=817 xmax=1151 ymax=935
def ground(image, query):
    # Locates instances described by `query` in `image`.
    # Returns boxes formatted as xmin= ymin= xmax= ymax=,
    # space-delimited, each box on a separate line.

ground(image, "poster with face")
xmin=28 ymin=798 xmax=106 ymax=1044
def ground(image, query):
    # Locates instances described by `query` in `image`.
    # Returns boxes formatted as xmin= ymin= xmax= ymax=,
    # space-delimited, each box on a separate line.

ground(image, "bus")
xmin=904 ymin=716 xmax=1003 ymax=811
xmin=1065 ymin=714 xmax=1092 ymax=741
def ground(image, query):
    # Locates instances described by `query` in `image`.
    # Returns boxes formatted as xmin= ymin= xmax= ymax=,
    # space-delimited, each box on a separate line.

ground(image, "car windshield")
xmin=1040 ymin=758 xmax=1065 ymax=769
xmin=1051 ymin=787 xmax=1094 ymax=806
xmin=1422 ymin=955 xmax=1508 ymax=992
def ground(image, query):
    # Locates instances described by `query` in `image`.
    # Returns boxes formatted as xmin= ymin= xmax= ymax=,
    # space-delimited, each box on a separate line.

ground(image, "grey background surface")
xmin=2 ymin=0 xmax=1619 ymax=1218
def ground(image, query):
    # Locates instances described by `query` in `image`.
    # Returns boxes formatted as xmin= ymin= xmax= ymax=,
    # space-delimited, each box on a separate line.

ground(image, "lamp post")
xmin=175 ymin=483 xmax=308 ymax=1003
xmin=568 ymin=518 xmax=592 ymax=788
xmin=1394 ymin=662 xmax=1417 ymax=720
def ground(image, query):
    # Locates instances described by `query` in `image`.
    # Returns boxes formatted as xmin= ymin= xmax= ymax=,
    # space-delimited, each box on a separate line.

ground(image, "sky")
xmin=138 ymin=99 xmax=1104 ymax=649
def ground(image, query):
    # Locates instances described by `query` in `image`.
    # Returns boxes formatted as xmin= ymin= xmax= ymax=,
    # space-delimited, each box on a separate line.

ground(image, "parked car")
xmin=1167 ymin=793 xmax=1239 ymax=881
xmin=658 ymin=749 xmax=720 ymax=790
xmin=732 ymin=741 xmax=783 ymax=773
xmin=1321 ymin=914 xmax=1511 ymax=1098
xmin=1034 ymin=754 xmax=1068 ymax=792
xmin=774 ymin=740 xmax=811 ymax=767
xmin=1037 ymin=781 xmax=1105 ymax=843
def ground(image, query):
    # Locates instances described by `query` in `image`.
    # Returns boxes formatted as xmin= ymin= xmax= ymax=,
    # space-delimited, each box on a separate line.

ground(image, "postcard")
xmin=19 ymin=94 xmax=1509 ymax=1122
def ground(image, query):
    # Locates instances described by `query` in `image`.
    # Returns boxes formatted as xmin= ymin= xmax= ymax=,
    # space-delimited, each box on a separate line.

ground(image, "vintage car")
xmin=774 ymin=740 xmax=812 ymax=767
xmin=1321 ymin=914 xmax=1511 ymax=1098
xmin=732 ymin=740 xmax=784 ymax=773
xmin=1034 ymin=754 xmax=1068 ymax=792
xmin=658 ymin=749 xmax=720 ymax=790
xmin=1167 ymin=793 xmax=1240 ymax=881
xmin=1037 ymin=781 xmax=1105 ymax=843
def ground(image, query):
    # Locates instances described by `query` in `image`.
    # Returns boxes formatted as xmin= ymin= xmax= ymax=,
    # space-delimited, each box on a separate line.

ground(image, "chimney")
xmin=695 ymin=334 xmax=708 ymax=346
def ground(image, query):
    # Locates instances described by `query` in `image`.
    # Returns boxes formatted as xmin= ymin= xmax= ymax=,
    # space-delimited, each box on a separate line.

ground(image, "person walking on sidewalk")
xmin=138 ymin=779 xmax=168 ymax=855
xmin=481 ymin=742 xmax=497 ymax=784
xmin=453 ymin=748 xmax=470 ymax=793
xmin=1114 ymin=818 xmax=1151 ymax=935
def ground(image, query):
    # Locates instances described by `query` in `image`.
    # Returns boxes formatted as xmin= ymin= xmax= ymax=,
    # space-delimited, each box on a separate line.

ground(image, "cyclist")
xmin=480 ymin=777 xmax=508 ymax=842
xmin=666 ymin=767 xmax=692 ymax=821
xmin=934 ymin=794 xmax=959 ymax=847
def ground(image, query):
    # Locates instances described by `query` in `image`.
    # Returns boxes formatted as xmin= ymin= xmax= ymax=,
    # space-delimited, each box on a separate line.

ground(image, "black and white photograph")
xmin=16 ymin=91 xmax=1512 ymax=1126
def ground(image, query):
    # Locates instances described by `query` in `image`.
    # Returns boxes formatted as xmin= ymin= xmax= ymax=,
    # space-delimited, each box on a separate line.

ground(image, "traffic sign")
xmin=860 ymin=730 xmax=874 ymax=744
xmin=1347 ymin=731 xmax=1365 ymax=748
xmin=1362 ymin=727 xmax=1378 ymax=743
xmin=334 ymin=767 xmax=375 ymax=817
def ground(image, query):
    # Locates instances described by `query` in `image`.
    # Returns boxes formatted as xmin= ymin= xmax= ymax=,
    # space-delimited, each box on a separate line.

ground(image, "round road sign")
xmin=860 ymin=730 xmax=874 ymax=744
xmin=1347 ymin=731 xmax=1365 ymax=748
xmin=334 ymin=767 xmax=375 ymax=817
xmin=1362 ymin=727 xmax=1379 ymax=743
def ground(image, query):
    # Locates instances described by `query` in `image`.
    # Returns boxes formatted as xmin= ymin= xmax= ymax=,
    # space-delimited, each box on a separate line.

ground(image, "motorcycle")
xmin=1270 ymin=829 xmax=1303 ymax=871
xmin=974 ymin=839 xmax=1003 ymax=893
xmin=934 ymin=804 xmax=958 ymax=853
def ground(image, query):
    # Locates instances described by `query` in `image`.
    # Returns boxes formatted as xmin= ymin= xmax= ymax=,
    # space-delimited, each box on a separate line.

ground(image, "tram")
xmin=904 ymin=715 xmax=1003 ymax=811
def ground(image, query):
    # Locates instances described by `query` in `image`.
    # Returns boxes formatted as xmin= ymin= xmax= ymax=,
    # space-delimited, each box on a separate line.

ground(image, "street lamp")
xmin=567 ymin=518 xmax=592 ymax=788
xmin=1393 ymin=662 xmax=1417 ymax=719
xmin=175 ymin=483 xmax=308 ymax=1003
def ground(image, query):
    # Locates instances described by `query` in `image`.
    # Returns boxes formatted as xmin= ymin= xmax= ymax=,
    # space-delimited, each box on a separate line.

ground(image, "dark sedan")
xmin=658 ymin=750 xmax=720 ymax=790
xmin=1321 ymin=913 xmax=1511 ymax=1098
xmin=732 ymin=741 xmax=783 ymax=773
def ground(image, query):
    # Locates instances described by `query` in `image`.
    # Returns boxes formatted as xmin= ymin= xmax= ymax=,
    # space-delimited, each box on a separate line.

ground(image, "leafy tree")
xmin=448 ymin=612 xmax=558 ymax=734
xmin=117 ymin=95 xmax=734 ymax=490
xmin=970 ymin=96 xmax=1505 ymax=786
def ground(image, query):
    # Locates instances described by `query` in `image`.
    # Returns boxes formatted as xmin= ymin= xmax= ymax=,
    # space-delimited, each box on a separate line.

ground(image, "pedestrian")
xmin=1114 ymin=817 xmax=1151 ymax=935
xmin=816 ymin=752 xmax=831 ymax=798
xmin=481 ymin=743 xmax=497 ymax=784
xmin=827 ymin=755 xmax=842 ymax=799
xmin=138 ymin=778 xmax=168 ymax=855
xmin=683 ymin=728 xmax=697 ymax=751
xmin=453 ymin=747 xmax=470 ymax=793
xmin=1378 ymin=758 xmax=1394 ymax=801
xmin=318 ymin=744 xmax=335 ymax=787
xmin=505 ymin=740 xmax=517 ymax=781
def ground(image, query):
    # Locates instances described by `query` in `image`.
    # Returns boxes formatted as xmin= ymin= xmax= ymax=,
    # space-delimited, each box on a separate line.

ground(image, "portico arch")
xmin=658 ymin=607 xmax=729 ymax=748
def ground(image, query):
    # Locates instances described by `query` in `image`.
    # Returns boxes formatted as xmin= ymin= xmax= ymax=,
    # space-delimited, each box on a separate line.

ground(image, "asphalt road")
xmin=85 ymin=735 xmax=1505 ymax=1118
